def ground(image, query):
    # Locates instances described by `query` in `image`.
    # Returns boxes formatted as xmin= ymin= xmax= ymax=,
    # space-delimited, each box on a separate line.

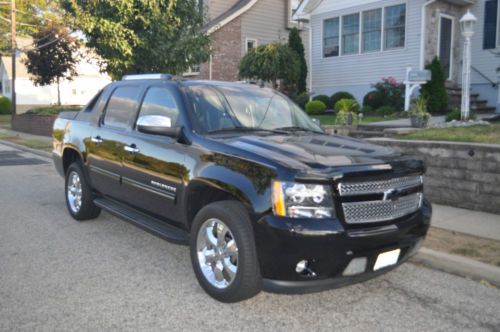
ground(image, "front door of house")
xmin=438 ymin=16 xmax=453 ymax=80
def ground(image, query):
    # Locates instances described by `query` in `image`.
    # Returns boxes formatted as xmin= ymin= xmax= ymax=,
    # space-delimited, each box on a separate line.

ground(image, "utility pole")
xmin=10 ymin=0 xmax=16 ymax=117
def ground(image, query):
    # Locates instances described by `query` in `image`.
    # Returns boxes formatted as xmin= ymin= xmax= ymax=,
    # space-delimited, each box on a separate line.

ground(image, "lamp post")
xmin=459 ymin=10 xmax=477 ymax=121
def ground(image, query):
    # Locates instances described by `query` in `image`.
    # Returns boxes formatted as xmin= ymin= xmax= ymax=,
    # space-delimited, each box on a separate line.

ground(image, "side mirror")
xmin=137 ymin=115 xmax=182 ymax=138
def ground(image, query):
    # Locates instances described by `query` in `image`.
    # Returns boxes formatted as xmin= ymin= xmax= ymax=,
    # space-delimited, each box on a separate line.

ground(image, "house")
xmin=0 ymin=42 xmax=111 ymax=113
xmin=295 ymin=0 xmax=499 ymax=112
xmin=187 ymin=0 xmax=308 ymax=81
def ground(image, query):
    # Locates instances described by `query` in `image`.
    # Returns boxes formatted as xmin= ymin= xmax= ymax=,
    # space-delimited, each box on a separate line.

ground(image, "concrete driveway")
xmin=1 ymin=142 xmax=499 ymax=331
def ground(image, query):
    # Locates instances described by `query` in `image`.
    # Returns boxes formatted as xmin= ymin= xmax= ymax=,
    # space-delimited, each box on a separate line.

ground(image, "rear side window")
xmin=137 ymin=87 xmax=180 ymax=126
xmin=103 ymin=86 xmax=141 ymax=130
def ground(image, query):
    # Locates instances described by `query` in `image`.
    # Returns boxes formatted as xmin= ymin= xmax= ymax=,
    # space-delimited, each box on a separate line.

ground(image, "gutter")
xmin=420 ymin=0 xmax=437 ymax=69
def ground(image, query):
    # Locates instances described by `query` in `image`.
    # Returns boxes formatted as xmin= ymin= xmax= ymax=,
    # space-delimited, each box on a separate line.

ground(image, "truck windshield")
xmin=187 ymin=85 xmax=322 ymax=135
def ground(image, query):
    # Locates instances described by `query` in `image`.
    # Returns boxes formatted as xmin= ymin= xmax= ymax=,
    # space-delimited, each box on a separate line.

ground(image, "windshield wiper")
xmin=275 ymin=126 xmax=324 ymax=134
xmin=207 ymin=127 xmax=288 ymax=135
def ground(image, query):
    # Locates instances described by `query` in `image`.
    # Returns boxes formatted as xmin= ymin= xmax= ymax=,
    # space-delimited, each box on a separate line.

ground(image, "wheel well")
xmin=62 ymin=148 xmax=82 ymax=174
xmin=186 ymin=184 xmax=244 ymax=230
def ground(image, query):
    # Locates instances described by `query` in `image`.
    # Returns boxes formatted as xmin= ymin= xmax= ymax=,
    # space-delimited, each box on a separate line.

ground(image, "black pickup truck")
xmin=53 ymin=74 xmax=431 ymax=302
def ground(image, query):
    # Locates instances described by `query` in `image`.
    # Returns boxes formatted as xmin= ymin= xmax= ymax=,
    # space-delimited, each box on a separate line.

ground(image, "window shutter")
xmin=483 ymin=0 xmax=498 ymax=49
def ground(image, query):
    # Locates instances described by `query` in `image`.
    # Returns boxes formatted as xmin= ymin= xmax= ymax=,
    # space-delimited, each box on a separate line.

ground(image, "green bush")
xmin=376 ymin=105 xmax=396 ymax=116
xmin=305 ymin=100 xmax=327 ymax=115
xmin=445 ymin=110 xmax=461 ymax=122
xmin=421 ymin=57 xmax=448 ymax=113
xmin=363 ymin=90 xmax=385 ymax=110
xmin=334 ymin=98 xmax=360 ymax=113
xmin=0 ymin=96 xmax=12 ymax=115
xmin=312 ymin=95 xmax=330 ymax=107
xmin=372 ymin=77 xmax=405 ymax=111
xmin=294 ymin=92 xmax=310 ymax=110
xmin=335 ymin=111 xmax=359 ymax=125
xmin=25 ymin=105 xmax=81 ymax=116
xmin=330 ymin=91 xmax=355 ymax=109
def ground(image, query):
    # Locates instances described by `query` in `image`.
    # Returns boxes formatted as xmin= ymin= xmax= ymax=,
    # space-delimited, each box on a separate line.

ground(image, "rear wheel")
xmin=65 ymin=162 xmax=101 ymax=221
xmin=190 ymin=201 xmax=261 ymax=302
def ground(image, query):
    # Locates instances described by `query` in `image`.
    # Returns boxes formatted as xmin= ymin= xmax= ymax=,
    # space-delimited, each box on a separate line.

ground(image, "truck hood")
xmin=220 ymin=133 xmax=400 ymax=171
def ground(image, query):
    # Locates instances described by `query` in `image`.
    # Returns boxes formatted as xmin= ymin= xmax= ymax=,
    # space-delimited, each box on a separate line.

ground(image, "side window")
xmin=137 ymin=87 xmax=180 ymax=127
xmin=103 ymin=86 xmax=141 ymax=130
xmin=84 ymin=90 xmax=103 ymax=112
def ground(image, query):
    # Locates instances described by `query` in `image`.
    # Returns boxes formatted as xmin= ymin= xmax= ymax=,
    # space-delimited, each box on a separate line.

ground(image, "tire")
xmin=190 ymin=201 xmax=261 ymax=302
xmin=65 ymin=162 xmax=101 ymax=221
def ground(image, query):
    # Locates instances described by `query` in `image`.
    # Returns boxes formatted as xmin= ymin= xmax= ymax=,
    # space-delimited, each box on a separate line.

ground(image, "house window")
xmin=362 ymin=9 xmax=382 ymax=52
xmin=246 ymin=39 xmax=257 ymax=53
xmin=384 ymin=4 xmax=406 ymax=50
xmin=342 ymin=13 xmax=360 ymax=55
xmin=323 ymin=17 xmax=340 ymax=57
xmin=484 ymin=0 xmax=498 ymax=49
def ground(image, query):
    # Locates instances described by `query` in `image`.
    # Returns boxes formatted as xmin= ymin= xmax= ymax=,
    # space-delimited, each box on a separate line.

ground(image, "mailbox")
xmin=408 ymin=70 xmax=431 ymax=82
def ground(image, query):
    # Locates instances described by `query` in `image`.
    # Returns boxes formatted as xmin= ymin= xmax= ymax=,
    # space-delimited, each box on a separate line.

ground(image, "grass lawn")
xmin=0 ymin=131 xmax=52 ymax=151
xmin=0 ymin=115 xmax=11 ymax=127
xmin=312 ymin=114 xmax=399 ymax=125
xmin=400 ymin=123 xmax=500 ymax=145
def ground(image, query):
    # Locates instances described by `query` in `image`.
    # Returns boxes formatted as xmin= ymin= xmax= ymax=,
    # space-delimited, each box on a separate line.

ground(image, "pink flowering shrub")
xmin=372 ymin=77 xmax=405 ymax=111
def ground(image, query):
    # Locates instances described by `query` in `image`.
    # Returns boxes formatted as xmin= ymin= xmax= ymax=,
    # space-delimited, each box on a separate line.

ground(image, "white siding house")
xmin=0 ymin=52 xmax=111 ymax=113
xmin=295 ymin=0 xmax=500 ymax=112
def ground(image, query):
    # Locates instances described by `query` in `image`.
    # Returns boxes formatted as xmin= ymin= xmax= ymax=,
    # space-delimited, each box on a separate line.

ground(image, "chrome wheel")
xmin=196 ymin=218 xmax=239 ymax=289
xmin=67 ymin=171 xmax=82 ymax=213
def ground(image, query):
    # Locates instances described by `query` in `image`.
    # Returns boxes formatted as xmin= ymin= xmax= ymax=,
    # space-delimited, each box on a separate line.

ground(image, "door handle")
xmin=124 ymin=144 xmax=140 ymax=153
xmin=91 ymin=136 xmax=102 ymax=144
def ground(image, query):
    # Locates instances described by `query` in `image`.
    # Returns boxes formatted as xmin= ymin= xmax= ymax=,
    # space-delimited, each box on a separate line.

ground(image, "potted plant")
xmin=334 ymin=99 xmax=359 ymax=126
xmin=409 ymin=96 xmax=431 ymax=128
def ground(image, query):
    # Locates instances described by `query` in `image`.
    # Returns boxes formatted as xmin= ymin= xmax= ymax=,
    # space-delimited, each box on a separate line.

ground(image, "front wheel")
xmin=190 ymin=201 xmax=261 ymax=302
xmin=65 ymin=162 xmax=101 ymax=221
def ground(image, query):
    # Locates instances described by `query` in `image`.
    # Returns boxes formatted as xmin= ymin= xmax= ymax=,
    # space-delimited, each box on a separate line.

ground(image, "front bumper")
xmin=253 ymin=199 xmax=432 ymax=293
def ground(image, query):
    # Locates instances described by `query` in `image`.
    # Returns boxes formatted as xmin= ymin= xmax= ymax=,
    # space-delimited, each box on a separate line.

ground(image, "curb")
xmin=0 ymin=139 xmax=52 ymax=159
xmin=411 ymin=247 xmax=500 ymax=287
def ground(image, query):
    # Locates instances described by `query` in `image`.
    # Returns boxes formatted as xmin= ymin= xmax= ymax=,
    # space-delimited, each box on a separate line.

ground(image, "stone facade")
xmin=370 ymin=138 xmax=500 ymax=215
xmin=424 ymin=1 xmax=467 ymax=85
xmin=12 ymin=114 xmax=57 ymax=137
xmin=191 ymin=17 xmax=242 ymax=81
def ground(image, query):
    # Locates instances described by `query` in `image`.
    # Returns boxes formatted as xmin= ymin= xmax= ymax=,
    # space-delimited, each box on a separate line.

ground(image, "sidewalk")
xmin=431 ymin=204 xmax=500 ymax=241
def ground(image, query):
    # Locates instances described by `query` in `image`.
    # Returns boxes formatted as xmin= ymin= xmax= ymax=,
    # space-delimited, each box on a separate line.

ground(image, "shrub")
xmin=373 ymin=77 xmax=405 ymax=111
xmin=361 ymin=105 xmax=373 ymax=114
xmin=25 ymin=105 xmax=81 ymax=116
xmin=408 ymin=96 xmax=432 ymax=128
xmin=305 ymin=100 xmax=326 ymax=114
xmin=335 ymin=111 xmax=359 ymax=125
xmin=363 ymin=90 xmax=385 ymax=110
xmin=376 ymin=105 xmax=396 ymax=117
xmin=330 ymin=91 xmax=355 ymax=109
xmin=421 ymin=57 xmax=448 ymax=113
xmin=293 ymin=92 xmax=310 ymax=110
xmin=445 ymin=109 xmax=461 ymax=122
xmin=312 ymin=95 xmax=330 ymax=107
xmin=0 ymin=96 xmax=12 ymax=115
xmin=334 ymin=98 xmax=360 ymax=114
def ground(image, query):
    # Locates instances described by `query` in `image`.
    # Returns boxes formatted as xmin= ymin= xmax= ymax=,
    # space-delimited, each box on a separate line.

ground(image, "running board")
xmin=94 ymin=198 xmax=189 ymax=245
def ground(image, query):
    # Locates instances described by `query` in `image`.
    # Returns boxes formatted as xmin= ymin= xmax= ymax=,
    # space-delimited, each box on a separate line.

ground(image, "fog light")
xmin=343 ymin=257 xmax=367 ymax=276
xmin=296 ymin=260 xmax=308 ymax=273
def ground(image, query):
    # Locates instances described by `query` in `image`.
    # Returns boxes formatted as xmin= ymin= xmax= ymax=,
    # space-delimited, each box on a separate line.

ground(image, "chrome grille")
xmin=342 ymin=193 xmax=423 ymax=224
xmin=338 ymin=175 xmax=423 ymax=196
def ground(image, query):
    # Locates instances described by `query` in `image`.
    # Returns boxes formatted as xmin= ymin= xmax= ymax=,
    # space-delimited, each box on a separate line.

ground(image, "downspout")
xmin=420 ymin=0 xmax=437 ymax=69
xmin=209 ymin=54 xmax=213 ymax=80
xmin=308 ymin=23 xmax=313 ymax=94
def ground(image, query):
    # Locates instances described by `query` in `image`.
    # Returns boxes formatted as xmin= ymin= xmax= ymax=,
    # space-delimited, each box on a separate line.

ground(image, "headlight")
xmin=272 ymin=181 xmax=335 ymax=219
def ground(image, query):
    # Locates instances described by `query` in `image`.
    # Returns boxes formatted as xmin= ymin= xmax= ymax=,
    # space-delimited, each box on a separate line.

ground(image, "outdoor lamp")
xmin=460 ymin=10 xmax=477 ymax=38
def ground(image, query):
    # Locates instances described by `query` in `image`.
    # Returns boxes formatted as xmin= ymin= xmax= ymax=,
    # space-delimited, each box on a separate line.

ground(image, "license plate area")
xmin=373 ymin=249 xmax=401 ymax=271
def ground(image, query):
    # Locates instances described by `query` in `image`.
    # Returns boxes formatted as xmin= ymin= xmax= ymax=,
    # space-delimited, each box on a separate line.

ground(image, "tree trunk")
xmin=57 ymin=77 xmax=61 ymax=106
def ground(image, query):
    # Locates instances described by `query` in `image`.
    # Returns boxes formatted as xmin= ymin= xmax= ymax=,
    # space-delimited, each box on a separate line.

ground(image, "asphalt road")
xmin=1 ymin=142 xmax=499 ymax=332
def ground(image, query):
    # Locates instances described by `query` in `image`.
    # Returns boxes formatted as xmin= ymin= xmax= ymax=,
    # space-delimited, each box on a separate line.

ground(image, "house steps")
xmin=446 ymin=87 xmax=496 ymax=114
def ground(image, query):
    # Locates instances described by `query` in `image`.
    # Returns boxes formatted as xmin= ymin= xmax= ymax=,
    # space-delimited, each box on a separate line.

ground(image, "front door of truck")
xmin=86 ymin=85 xmax=143 ymax=199
xmin=119 ymin=84 xmax=187 ymax=223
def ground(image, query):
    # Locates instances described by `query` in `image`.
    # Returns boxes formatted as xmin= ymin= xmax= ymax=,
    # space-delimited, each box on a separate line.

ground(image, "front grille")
xmin=342 ymin=193 xmax=423 ymax=224
xmin=338 ymin=175 xmax=423 ymax=196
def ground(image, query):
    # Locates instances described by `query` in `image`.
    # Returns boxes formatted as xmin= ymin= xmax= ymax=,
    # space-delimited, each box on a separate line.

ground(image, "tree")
xmin=239 ymin=43 xmax=299 ymax=89
xmin=288 ymin=27 xmax=307 ymax=94
xmin=0 ymin=1 xmax=63 ymax=53
xmin=61 ymin=0 xmax=211 ymax=79
xmin=421 ymin=57 xmax=448 ymax=113
xmin=24 ymin=24 xmax=79 ymax=105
